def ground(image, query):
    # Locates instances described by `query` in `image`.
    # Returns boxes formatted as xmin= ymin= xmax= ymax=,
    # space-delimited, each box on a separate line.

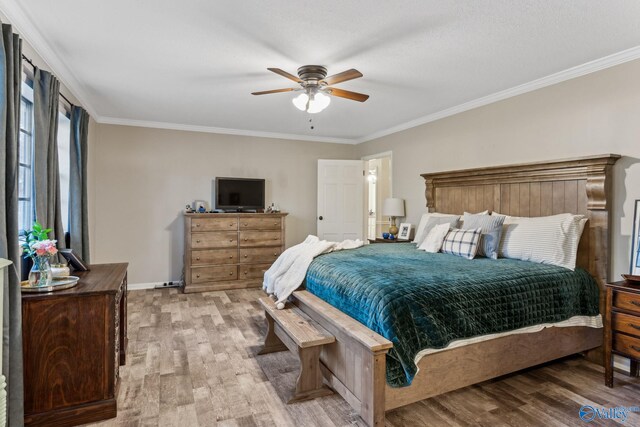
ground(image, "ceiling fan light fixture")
xmin=292 ymin=93 xmax=309 ymax=111
xmin=292 ymin=91 xmax=331 ymax=114
xmin=307 ymin=92 xmax=331 ymax=114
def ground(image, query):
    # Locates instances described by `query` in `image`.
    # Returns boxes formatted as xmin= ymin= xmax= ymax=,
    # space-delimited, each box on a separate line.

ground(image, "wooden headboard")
xmin=421 ymin=154 xmax=620 ymax=308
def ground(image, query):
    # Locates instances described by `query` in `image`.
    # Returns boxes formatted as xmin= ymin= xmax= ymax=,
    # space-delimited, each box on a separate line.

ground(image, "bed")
xmin=289 ymin=154 xmax=620 ymax=426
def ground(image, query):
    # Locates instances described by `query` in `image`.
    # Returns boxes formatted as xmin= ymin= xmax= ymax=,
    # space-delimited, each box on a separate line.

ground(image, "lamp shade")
xmin=382 ymin=198 xmax=405 ymax=217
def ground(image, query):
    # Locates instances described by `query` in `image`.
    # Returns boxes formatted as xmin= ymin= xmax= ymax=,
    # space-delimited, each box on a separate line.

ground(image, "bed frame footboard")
xmin=292 ymin=291 xmax=392 ymax=427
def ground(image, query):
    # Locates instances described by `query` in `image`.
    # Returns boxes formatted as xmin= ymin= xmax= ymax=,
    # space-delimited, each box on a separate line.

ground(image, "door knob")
xmin=318 ymin=216 xmax=323 ymax=220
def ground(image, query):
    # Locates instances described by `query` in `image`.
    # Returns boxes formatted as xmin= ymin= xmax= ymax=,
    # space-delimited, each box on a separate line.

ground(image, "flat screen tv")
xmin=215 ymin=177 xmax=265 ymax=211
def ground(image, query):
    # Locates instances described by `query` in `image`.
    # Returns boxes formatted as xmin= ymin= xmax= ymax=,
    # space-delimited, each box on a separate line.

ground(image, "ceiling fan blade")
xmin=322 ymin=69 xmax=363 ymax=86
xmin=267 ymin=68 xmax=302 ymax=83
xmin=251 ymin=88 xmax=296 ymax=95
xmin=326 ymin=87 xmax=369 ymax=102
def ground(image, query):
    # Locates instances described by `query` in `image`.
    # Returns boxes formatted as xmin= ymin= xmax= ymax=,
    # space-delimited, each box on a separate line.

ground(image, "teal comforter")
xmin=304 ymin=243 xmax=600 ymax=387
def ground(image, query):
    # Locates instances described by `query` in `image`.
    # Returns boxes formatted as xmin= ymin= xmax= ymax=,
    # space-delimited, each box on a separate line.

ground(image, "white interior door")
xmin=317 ymin=159 xmax=364 ymax=241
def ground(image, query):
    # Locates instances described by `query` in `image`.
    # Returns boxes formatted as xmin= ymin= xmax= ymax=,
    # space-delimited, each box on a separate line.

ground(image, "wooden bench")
xmin=258 ymin=297 xmax=335 ymax=403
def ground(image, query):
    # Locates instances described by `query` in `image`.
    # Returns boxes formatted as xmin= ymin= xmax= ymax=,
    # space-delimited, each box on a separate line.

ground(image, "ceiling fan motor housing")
xmin=297 ymin=65 xmax=328 ymax=84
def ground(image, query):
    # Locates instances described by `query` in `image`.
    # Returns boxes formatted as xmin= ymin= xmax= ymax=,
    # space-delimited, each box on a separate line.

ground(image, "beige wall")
xmin=90 ymin=125 xmax=356 ymax=284
xmin=357 ymin=58 xmax=640 ymax=279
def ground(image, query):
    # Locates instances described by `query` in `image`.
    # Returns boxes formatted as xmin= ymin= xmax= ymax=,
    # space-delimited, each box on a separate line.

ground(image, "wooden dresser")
xmin=22 ymin=263 xmax=128 ymax=426
xmin=183 ymin=213 xmax=287 ymax=293
xmin=604 ymin=280 xmax=640 ymax=387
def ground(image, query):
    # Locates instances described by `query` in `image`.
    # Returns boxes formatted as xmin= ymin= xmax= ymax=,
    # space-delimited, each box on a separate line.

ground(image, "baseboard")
xmin=127 ymin=281 xmax=182 ymax=291
xmin=614 ymin=355 xmax=631 ymax=372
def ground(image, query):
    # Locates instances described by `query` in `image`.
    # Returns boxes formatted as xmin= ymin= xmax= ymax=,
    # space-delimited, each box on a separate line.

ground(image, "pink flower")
xmin=48 ymin=247 xmax=58 ymax=255
xmin=35 ymin=248 xmax=46 ymax=256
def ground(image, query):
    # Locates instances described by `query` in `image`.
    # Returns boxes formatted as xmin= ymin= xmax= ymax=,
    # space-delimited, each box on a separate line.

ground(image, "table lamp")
xmin=382 ymin=198 xmax=405 ymax=235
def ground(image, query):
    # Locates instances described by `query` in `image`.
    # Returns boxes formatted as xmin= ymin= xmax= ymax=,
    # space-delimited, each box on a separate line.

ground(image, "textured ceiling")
xmin=3 ymin=0 xmax=640 ymax=143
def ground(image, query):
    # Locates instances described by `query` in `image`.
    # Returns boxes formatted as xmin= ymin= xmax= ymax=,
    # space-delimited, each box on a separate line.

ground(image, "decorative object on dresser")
xmin=21 ymin=263 xmax=128 ymax=426
xmin=604 ymin=280 xmax=640 ymax=387
xmin=382 ymin=198 xmax=404 ymax=236
xmin=631 ymin=199 xmax=640 ymax=276
xmin=183 ymin=212 xmax=287 ymax=293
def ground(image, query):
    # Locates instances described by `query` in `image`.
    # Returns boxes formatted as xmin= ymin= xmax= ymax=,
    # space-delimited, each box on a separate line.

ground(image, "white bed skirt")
xmin=414 ymin=314 xmax=602 ymax=365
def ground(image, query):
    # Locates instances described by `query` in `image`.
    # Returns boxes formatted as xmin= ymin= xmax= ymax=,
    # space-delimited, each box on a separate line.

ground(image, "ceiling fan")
xmin=251 ymin=65 xmax=369 ymax=113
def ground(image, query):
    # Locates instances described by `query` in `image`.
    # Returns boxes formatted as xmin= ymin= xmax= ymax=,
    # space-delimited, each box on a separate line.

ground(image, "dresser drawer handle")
xmin=244 ymin=254 xmax=248 ymax=258
xmin=632 ymin=300 xmax=640 ymax=307
xmin=230 ymin=239 xmax=234 ymax=242
xmin=632 ymin=345 xmax=640 ymax=352
xmin=229 ymin=271 xmax=234 ymax=276
xmin=243 ymin=223 xmax=248 ymax=226
xmin=629 ymin=323 xmax=640 ymax=331
xmin=196 ymin=274 xmax=200 ymax=278
xmin=274 ymin=237 xmax=278 ymax=240
xmin=196 ymin=223 xmax=200 ymax=227
xmin=244 ymin=238 xmax=248 ymax=241
xmin=274 ymin=222 xmax=278 ymax=226
xmin=229 ymin=255 xmax=233 ymax=259
xmin=274 ymin=252 xmax=278 ymax=256
xmin=196 ymin=257 xmax=200 ymax=261
xmin=230 ymin=223 xmax=234 ymax=227
xmin=196 ymin=239 xmax=201 ymax=243
xmin=244 ymin=271 xmax=248 ymax=275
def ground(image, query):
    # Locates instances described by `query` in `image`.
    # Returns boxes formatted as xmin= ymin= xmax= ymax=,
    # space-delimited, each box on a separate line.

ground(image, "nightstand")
xmin=604 ymin=280 xmax=640 ymax=387
xmin=368 ymin=238 xmax=406 ymax=244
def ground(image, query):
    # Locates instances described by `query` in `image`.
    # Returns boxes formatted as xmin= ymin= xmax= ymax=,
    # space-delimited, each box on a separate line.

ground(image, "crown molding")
xmin=0 ymin=0 xmax=99 ymax=119
xmin=98 ymin=117 xmax=357 ymax=144
xmin=354 ymin=45 xmax=640 ymax=144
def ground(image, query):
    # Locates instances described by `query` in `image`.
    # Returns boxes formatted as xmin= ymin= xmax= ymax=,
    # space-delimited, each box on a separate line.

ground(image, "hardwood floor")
xmin=89 ymin=288 xmax=640 ymax=427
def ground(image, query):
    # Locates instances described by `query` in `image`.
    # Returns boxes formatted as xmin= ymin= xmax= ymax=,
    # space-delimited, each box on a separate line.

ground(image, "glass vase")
xmin=28 ymin=256 xmax=53 ymax=287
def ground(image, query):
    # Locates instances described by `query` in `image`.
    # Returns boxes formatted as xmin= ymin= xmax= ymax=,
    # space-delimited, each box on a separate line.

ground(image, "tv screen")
xmin=215 ymin=177 xmax=265 ymax=210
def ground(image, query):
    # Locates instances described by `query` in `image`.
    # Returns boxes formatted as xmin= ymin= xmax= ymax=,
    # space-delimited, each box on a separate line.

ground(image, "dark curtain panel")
xmin=32 ymin=68 xmax=65 ymax=248
xmin=69 ymin=106 xmax=90 ymax=262
xmin=0 ymin=21 xmax=24 ymax=427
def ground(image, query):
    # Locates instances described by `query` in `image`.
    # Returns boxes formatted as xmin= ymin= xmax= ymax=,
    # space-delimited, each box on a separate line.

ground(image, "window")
xmin=57 ymin=109 xmax=71 ymax=232
xmin=18 ymin=80 xmax=34 ymax=233
xmin=17 ymin=75 xmax=73 ymax=236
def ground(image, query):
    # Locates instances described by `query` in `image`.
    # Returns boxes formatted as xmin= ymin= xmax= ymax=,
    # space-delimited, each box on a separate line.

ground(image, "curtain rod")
xmin=21 ymin=53 xmax=74 ymax=108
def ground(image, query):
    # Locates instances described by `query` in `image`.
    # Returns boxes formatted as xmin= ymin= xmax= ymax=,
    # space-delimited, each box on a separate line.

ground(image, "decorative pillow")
xmin=458 ymin=210 xmax=490 ymax=228
xmin=464 ymin=210 xmax=489 ymax=216
xmin=413 ymin=213 xmax=460 ymax=244
xmin=461 ymin=213 xmax=505 ymax=259
xmin=499 ymin=213 xmax=587 ymax=270
xmin=441 ymin=227 xmax=482 ymax=260
xmin=418 ymin=223 xmax=451 ymax=253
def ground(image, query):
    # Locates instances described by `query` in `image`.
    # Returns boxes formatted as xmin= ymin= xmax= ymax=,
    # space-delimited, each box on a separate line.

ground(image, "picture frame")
xmin=60 ymin=248 xmax=90 ymax=272
xmin=631 ymin=200 xmax=640 ymax=275
xmin=398 ymin=223 xmax=412 ymax=240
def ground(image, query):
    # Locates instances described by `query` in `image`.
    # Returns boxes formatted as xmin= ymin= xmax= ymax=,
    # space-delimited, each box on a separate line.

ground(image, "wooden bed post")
xmin=361 ymin=351 xmax=387 ymax=427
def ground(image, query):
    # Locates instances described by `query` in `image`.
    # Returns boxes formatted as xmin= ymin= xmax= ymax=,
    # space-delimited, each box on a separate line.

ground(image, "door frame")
xmin=361 ymin=151 xmax=393 ymax=240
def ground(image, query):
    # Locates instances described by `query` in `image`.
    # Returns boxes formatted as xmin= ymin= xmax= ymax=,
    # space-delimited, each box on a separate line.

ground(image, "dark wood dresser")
xmin=604 ymin=280 xmax=640 ymax=387
xmin=22 ymin=263 xmax=128 ymax=426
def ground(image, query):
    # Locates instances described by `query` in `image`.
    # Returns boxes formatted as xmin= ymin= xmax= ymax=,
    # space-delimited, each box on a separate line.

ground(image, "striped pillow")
xmin=461 ymin=213 xmax=505 ymax=259
xmin=498 ymin=213 xmax=587 ymax=270
xmin=441 ymin=228 xmax=483 ymax=260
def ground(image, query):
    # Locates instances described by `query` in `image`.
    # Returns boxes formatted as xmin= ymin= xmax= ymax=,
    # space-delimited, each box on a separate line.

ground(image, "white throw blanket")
xmin=263 ymin=235 xmax=363 ymax=308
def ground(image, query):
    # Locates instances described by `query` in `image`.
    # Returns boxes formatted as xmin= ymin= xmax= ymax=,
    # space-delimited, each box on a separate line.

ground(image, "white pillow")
xmin=413 ymin=213 xmax=460 ymax=244
xmin=464 ymin=210 xmax=489 ymax=215
xmin=459 ymin=210 xmax=490 ymax=228
xmin=499 ymin=213 xmax=587 ymax=270
xmin=418 ymin=223 xmax=451 ymax=253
